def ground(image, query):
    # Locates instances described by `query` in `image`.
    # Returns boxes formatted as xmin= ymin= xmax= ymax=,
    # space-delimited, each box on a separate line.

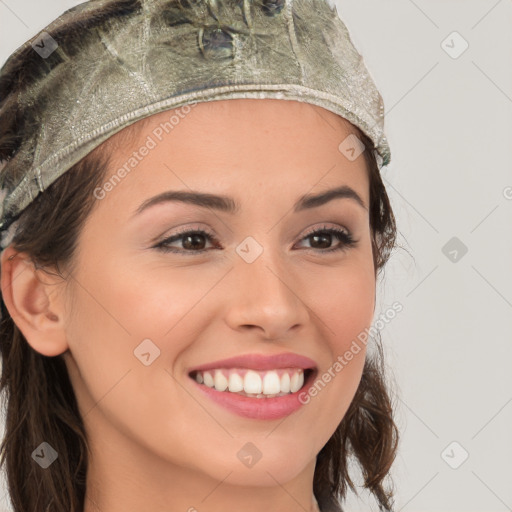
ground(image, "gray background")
xmin=0 ymin=1 xmax=511 ymax=511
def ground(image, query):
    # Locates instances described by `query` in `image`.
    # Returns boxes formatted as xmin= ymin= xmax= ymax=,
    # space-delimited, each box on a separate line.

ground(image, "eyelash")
xmin=153 ymin=225 xmax=357 ymax=255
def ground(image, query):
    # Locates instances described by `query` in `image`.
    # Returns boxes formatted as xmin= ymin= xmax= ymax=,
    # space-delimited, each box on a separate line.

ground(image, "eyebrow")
xmin=131 ymin=184 xmax=367 ymax=219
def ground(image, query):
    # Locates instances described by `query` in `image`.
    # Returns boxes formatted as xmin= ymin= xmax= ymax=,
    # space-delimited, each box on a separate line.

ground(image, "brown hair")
xmin=0 ymin=4 xmax=399 ymax=512
xmin=313 ymin=136 xmax=399 ymax=512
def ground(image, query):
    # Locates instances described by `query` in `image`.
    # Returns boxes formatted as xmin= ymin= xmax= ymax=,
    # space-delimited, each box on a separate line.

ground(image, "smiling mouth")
xmin=189 ymin=367 xmax=315 ymax=398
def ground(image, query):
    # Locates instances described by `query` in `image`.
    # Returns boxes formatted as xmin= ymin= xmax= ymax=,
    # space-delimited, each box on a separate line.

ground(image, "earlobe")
xmin=0 ymin=246 xmax=69 ymax=357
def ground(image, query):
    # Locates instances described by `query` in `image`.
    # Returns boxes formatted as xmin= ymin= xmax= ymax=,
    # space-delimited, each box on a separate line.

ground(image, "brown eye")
xmin=154 ymin=229 xmax=218 ymax=254
xmin=309 ymin=232 xmax=334 ymax=250
xmin=296 ymin=226 xmax=357 ymax=253
xmin=182 ymin=233 xmax=208 ymax=250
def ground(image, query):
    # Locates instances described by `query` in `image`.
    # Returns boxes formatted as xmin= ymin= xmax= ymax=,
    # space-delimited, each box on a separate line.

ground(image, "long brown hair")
xmin=0 ymin=4 xmax=399 ymax=511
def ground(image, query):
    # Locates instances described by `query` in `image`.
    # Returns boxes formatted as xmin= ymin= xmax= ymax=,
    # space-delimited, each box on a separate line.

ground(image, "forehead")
xmin=100 ymin=98 xmax=360 ymax=152
xmin=91 ymin=99 xmax=369 ymax=207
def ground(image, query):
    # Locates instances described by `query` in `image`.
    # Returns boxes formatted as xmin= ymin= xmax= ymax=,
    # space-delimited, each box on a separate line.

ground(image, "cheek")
xmin=61 ymin=262 xmax=215 ymax=458
xmin=295 ymin=253 xmax=375 ymax=435
xmin=307 ymin=254 xmax=376 ymax=347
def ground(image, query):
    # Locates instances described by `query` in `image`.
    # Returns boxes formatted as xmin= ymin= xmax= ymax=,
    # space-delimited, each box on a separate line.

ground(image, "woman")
xmin=0 ymin=1 xmax=398 ymax=511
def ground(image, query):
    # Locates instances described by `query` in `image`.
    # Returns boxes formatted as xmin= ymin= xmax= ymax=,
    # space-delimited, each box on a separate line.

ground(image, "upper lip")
xmin=188 ymin=352 xmax=317 ymax=373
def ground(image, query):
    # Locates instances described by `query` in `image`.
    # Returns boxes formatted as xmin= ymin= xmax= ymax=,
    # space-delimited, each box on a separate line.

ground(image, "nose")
xmin=223 ymin=251 xmax=310 ymax=341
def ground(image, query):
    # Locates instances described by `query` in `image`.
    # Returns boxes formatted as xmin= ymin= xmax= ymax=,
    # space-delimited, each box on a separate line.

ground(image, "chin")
xmin=211 ymin=458 xmax=313 ymax=487
xmin=196 ymin=436 xmax=318 ymax=487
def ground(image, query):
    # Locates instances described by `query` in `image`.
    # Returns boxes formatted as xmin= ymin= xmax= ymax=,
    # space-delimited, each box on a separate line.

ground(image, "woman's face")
xmin=60 ymin=99 xmax=375 ymax=490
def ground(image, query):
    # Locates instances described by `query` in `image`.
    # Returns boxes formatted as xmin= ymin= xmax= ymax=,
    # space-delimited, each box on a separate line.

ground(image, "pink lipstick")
xmin=188 ymin=352 xmax=317 ymax=420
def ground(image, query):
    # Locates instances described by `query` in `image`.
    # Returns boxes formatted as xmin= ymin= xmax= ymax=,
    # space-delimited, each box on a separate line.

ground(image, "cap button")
xmin=261 ymin=0 xmax=285 ymax=16
xmin=200 ymin=27 xmax=234 ymax=59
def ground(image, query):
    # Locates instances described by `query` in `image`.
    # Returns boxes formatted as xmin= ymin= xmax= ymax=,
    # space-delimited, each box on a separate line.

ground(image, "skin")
xmin=1 ymin=99 xmax=375 ymax=512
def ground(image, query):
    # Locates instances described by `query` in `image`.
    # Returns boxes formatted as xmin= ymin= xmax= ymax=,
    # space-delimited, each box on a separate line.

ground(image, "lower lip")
xmin=191 ymin=370 xmax=316 ymax=420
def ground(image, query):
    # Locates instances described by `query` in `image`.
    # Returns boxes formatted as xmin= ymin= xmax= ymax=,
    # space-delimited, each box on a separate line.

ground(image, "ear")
xmin=0 ymin=246 xmax=69 ymax=356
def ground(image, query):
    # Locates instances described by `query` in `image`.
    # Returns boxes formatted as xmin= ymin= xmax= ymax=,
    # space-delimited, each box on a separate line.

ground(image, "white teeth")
xmin=228 ymin=372 xmax=244 ymax=392
xmin=244 ymin=370 xmax=262 ymax=394
xmin=280 ymin=372 xmax=290 ymax=393
xmin=214 ymin=370 xmax=228 ymax=391
xmin=290 ymin=370 xmax=304 ymax=393
xmin=194 ymin=367 xmax=308 ymax=397
xmin=203 ymin=372 xmax=214 ymax=388
xmin=262 ymin=371 xmax=281 ymax=395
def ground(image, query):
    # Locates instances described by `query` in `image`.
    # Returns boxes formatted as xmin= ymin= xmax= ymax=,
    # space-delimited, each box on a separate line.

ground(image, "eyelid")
xmin=156 ymin=224 xmax=218 ymax=248
xmin=300 ymin=223 xmax=351 ymax=239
